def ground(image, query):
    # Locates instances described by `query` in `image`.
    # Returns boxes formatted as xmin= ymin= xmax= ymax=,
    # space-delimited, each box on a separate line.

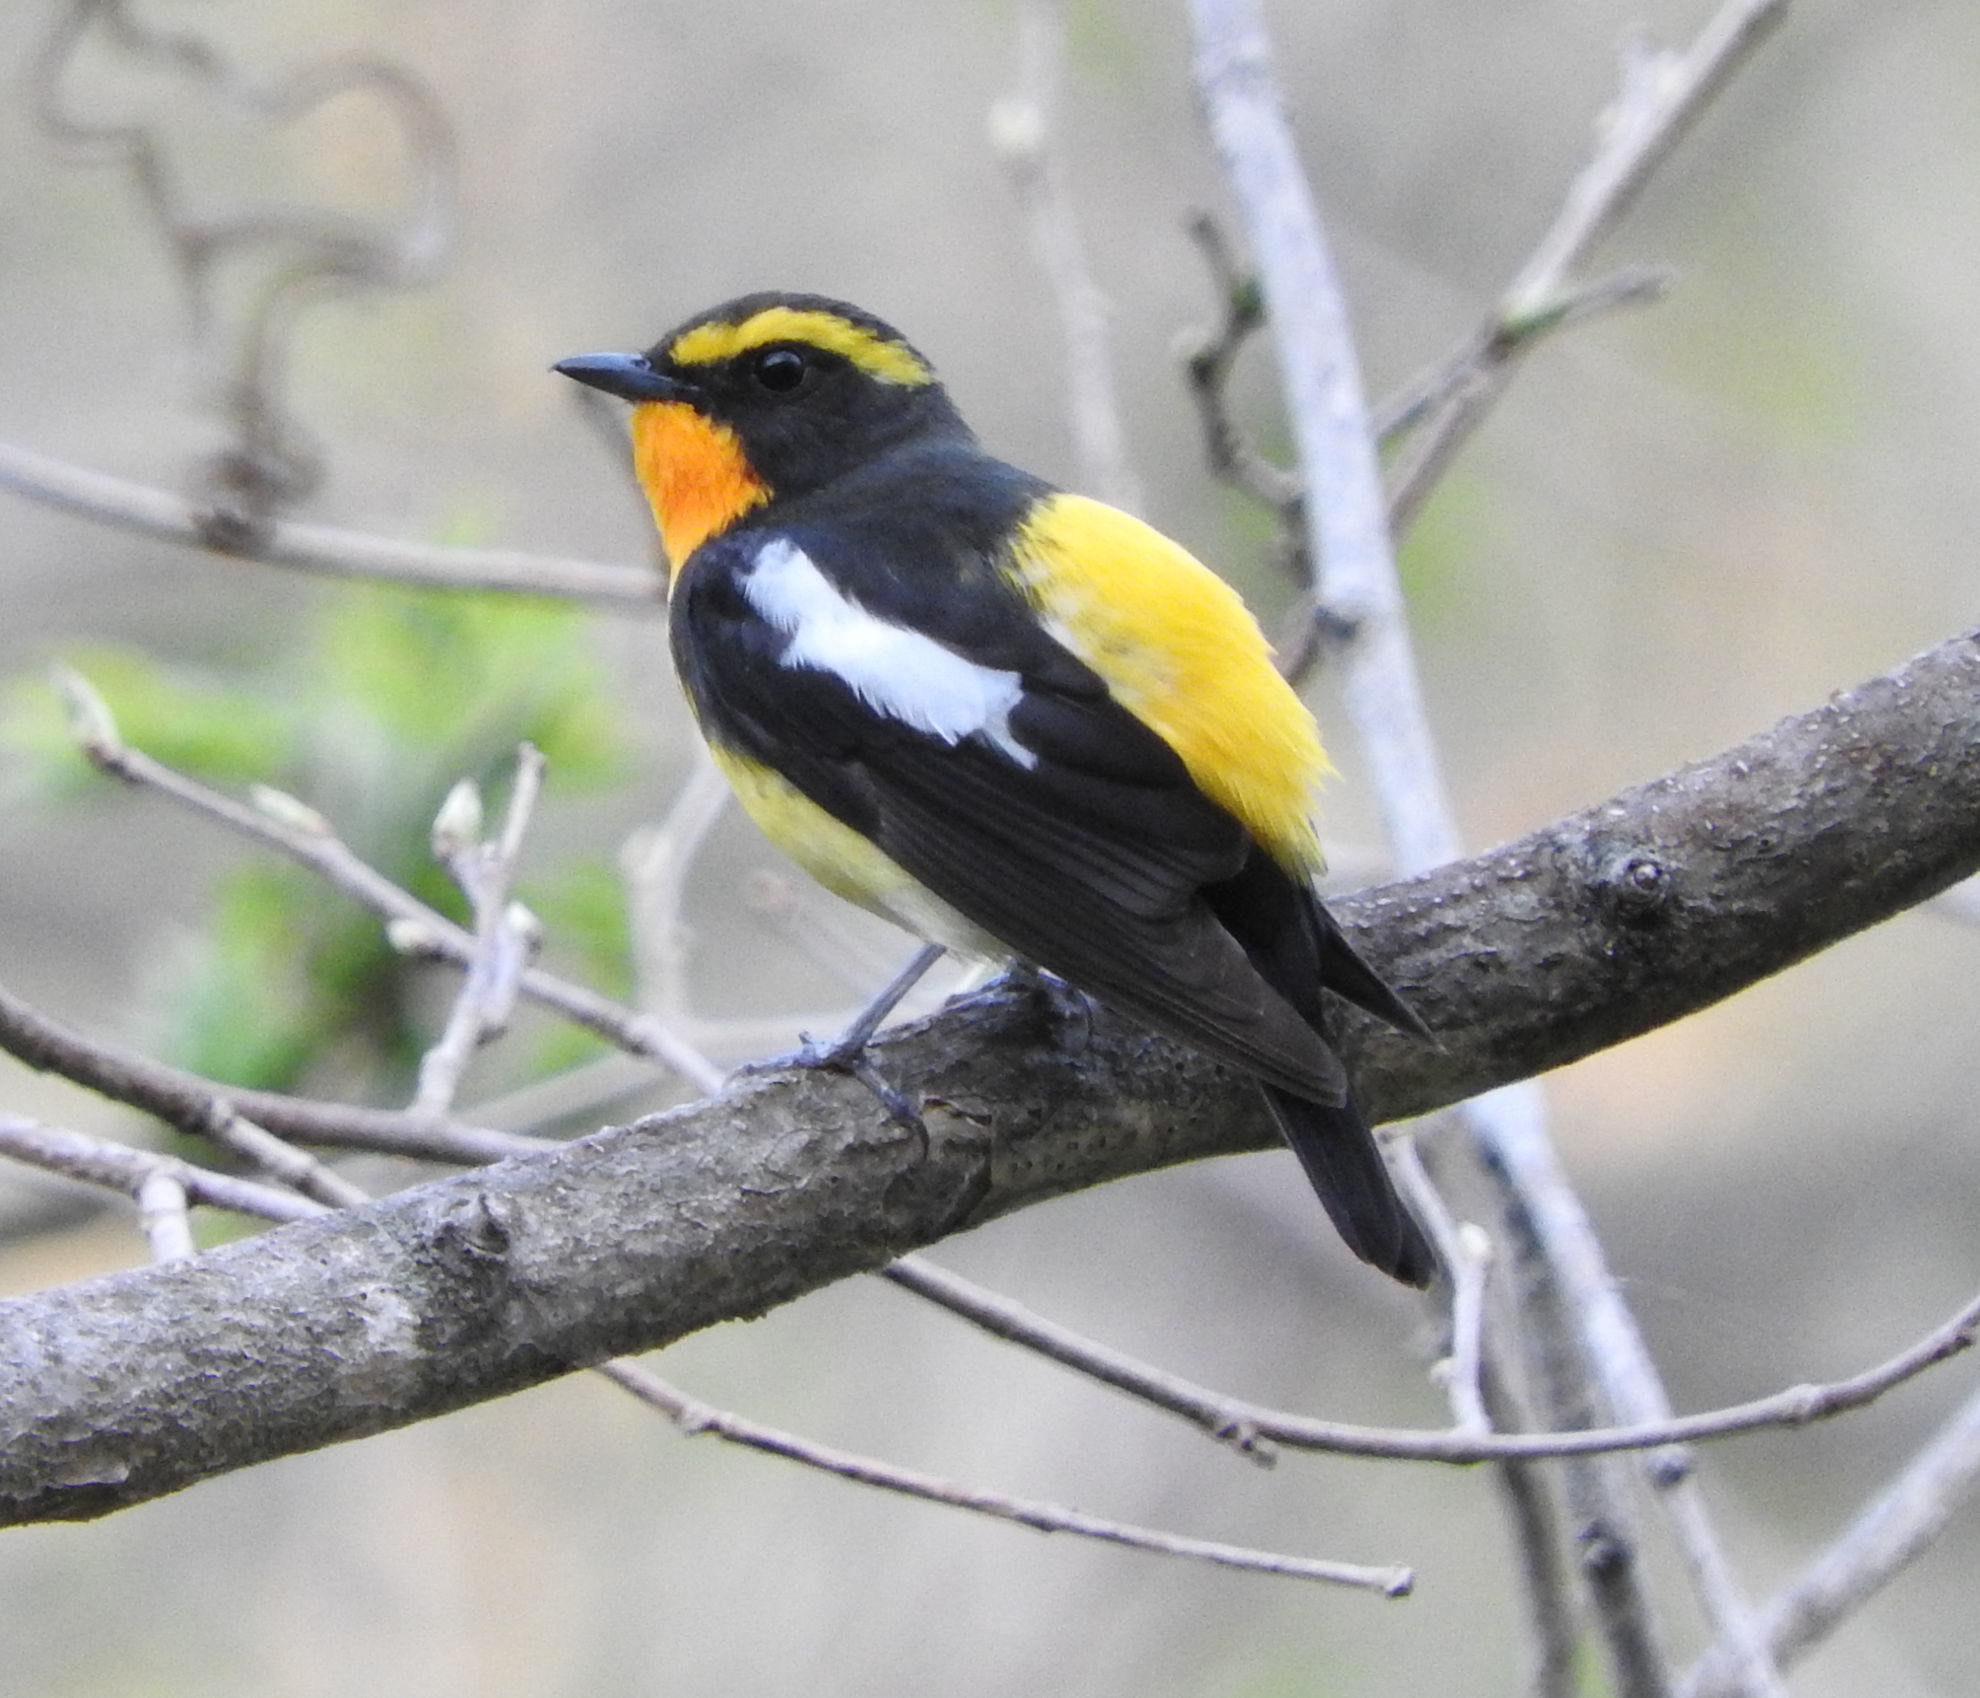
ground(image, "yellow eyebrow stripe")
xmin=667 ymin=306 xmax=932 ymax=386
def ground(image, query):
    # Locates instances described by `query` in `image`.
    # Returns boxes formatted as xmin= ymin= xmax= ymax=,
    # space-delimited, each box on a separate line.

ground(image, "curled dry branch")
xmin=31 ymin=0 xmax=455 ymax=527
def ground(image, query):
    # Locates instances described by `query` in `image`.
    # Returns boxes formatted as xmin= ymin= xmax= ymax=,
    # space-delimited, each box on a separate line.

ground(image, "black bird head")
xmin=556 ymin=292 xmax=974 ymax=570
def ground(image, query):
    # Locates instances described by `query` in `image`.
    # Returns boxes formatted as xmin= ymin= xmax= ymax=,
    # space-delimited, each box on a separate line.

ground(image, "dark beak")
xmin=552 ymin=351 xmax=691 ymax=404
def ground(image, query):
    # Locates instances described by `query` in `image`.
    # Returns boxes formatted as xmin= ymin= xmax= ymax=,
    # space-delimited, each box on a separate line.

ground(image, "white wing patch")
xmin=742 ymin=537 xmax=1036 ymax=768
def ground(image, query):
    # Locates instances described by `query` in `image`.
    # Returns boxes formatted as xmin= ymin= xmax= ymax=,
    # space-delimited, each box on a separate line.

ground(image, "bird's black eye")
xmin=750 ymin=347 xmax=810 ymax=393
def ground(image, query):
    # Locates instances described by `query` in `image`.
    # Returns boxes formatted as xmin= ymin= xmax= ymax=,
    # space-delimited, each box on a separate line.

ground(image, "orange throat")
xmin=630 ymin=401 xmax=770 ymax=583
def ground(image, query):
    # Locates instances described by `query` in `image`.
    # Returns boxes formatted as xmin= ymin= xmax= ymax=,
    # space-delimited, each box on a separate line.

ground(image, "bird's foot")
xmin=791 ymin=941 xmax=948 ymax=1142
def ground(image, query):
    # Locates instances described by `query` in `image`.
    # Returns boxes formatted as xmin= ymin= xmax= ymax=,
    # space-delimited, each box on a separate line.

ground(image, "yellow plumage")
xmin=553 ymin=290 xmax=1435 ymax=1284
xmin=1007 ymin=493 xmax=1330 ymax=873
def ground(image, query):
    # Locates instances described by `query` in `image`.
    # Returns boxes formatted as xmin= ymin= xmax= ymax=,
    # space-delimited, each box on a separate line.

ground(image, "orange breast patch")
xmin=630 ymin=401 xmax=771 ymax=581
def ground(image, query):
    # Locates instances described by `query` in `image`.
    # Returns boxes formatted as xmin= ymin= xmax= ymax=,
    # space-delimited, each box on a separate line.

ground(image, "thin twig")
xmin=1384 ymin=0 xmax=1787 ymax=536
xmin=592 ymin=1357 xmax=1410 ymax=1593
xmin=884 ymin=1251 xmax=1980 ymax=1464
xmin=412 ymin=747 xmax=547 ymax=1115
xmin=0 ymin=439 xmax=655 ymax=604
xmin=1373 ymin=264 xmax=1670 ymax=448
xmin=0 ymin=978 xmax=538 ymax=1166
xmin=1189 ymin=0 xmax=1455 ymax=866
xmin=1502 ymin=1 xmax=1789 ymax=319
xmin=1483 ymin=1080 xmax=1788 ymax=1693
xmin=1422 ymin=1118 xmax=1587 ymax=1697
xmin=621 ymin=748 xmax=731 ymax=1025
xmin=1180 ymin=210 xmax=1304 ymax=515
xmin=1443 ymin=1222 xmax=1496 ymax=1438
xmin=882 ymin=1253 xmax=1279 ymax=1463
xmin=1472 ymin=1088 xmax=1693 ymax=1489
xmin=31 ymin=0 xmax=457 ymax=530
xmin=54 ymin=668 xmax=723 ymax=1094
xmin=991 ymin=0 xmax=1141 ymax=511
xmin=1682 ymin=1380 xmax=1980 ymax=1697
xmin=1389 ymin=1124 xmax=1493 ymax=1435
xmin=197 ymin=1108 xmax=371 ymax=1209
xmin=1504 ymin=1192 xmax=1670 ymax=1698
xmin=0 ymin=1116 xmax=329 ymax=1225
xmin=1663 ymin=1479 xmax=1788 ymax=1698
xmin=1477 ymin=1334 xmax=1585 ymax=1698
xmin=1189 ymin=10 xmax=1777 ymax=1662
xmin=134 ymin=1170 xmax=195 ymax=1262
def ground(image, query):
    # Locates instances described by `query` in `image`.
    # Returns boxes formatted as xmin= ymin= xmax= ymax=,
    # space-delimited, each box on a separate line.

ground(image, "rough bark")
xmin=2 ymin=628 xmax=1977 ymax=1526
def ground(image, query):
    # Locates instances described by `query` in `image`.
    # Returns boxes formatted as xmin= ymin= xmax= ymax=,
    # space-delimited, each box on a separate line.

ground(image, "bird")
xmin=554 ymin=291 xmax=1435 ymax=1286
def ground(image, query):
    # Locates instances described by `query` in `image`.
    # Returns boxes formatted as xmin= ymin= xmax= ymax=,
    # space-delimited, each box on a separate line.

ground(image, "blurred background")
xmin=2 ymin=0 xmax=1978 ymax=1693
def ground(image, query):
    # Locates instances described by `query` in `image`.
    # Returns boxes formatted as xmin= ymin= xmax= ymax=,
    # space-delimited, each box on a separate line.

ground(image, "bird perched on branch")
xmin=555 ymin=292 xmax=1434 ymax=1286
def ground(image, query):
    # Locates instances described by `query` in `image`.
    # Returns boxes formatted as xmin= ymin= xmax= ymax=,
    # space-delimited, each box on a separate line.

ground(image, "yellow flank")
xmin=1006 ymin=493 xmax=1330 ymax=872
xmin=668 ymin=306 xmax=931 ymax=387
xmin=707 ymin=744 xmax=1008 ymax=957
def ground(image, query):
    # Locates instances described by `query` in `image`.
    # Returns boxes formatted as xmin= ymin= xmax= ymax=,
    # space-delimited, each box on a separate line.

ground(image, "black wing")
xmin=670 ymin=495 xmax=1353 ymax=1109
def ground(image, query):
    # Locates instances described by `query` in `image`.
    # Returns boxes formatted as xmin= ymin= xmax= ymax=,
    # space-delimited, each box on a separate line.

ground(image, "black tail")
xmin=1264 ymin=1084 xmax=1437 ymax=1288
xmin=1201 ymin=853 xmax=1436 ymax=1285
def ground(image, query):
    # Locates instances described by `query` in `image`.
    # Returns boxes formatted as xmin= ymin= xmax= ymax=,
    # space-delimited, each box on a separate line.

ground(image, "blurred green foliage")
xmin=2 ymin=586 xmax=632 ymax=1102
xmin=1393 ymin=467 xmax=1489 ymax=634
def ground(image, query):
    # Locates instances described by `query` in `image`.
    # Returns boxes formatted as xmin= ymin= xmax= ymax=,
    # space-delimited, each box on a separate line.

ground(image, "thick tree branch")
xmin=2 ymin=626 xmax=1977 ymax=1525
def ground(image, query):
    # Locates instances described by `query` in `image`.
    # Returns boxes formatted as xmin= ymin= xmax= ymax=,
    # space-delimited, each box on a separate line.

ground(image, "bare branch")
xmin=0 ymin=978 xmax=540 ymax=1167
xmin=622 ymin=749 xmax=731 ymax=1025
xmin=1374 ymin=264 xmax=1670 ymax=447
xmin=195 ymin=1109 xmax=371 ymax=1210
xmin=882 ymin=1253 xmax=1279 ymax=1464
xmin=1663 ymin=1480 xmax=1787 ymax=1698
xmin=1472 ymin=1085 xmax=1692 ymax=1483
xmin=1188 ymin=5 xmax=1684 ymax=1677
xmin=1192 ymin=0 xmax=1450 ymax=850
xmin=1683 ymin=1381 xmax=1980 ymax=1697
xmin=593 ymin=1358 xmax=1407 ymax=1593
xmin=0 ymin=1116 xmax=328 ymax=1225
xmin=30 ymin=0 xmax=460 ymax=529
xmin=1385 ymin=0 xmax=1787 ymax=535
xmin=1387 ymin=1123 xmax=1495 ymax=1434
xmin=412 ymin=747 xmax=547 ymax=1116
xmin=55 ymin=671 xmax=723 ymax=1093
xmin=1477 ymin=1341 xmax=1584 ymax=1698
xmin=0 ymin=439 xmax=656 ymax=604
xmin=990 ymin=0 xmax=1142 ymax=511
xmin=890 ymin=1249 xmax=1980 ymax=1466
xmin=134 ymin=1171 xmax=195 ymax=1262
xmin=1179 ymin=211 xmax=1304 ymax=516
xmin=1503 ymin=1 xmax=1788 ymax=320
xmin=1441 ymin=1225 xmax=1496 ymax=1440
xmin=3 ymin=622 xmax=1978 ymax=1523
xmin=1504 ymin=1196 xmax=1671 ymax=1698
